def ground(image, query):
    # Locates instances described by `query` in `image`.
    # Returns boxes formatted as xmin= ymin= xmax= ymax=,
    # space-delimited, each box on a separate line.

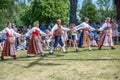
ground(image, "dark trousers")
xmin=54 ymin=36 xmax=64 ymax=48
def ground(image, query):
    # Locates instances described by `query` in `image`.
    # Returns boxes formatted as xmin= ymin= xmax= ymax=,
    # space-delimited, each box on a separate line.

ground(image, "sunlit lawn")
xmin=0 ymin=45 xmax=120 ymax=80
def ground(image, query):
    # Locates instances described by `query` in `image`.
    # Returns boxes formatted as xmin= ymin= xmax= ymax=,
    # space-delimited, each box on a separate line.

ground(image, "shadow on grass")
xmin=0 ymin=58 xmax=63 ymax=68
xmin=67 ymin=48 xmax=111 ymax=53
xmin=47 ymin=58 xmax=120 ymax=61
xmin=23 ymin=58 xmax=63 ymax=68
xmin=1 ymin=57 xmax=120 ymax=69
xmin=18 ymin=53 xmax=65 ymax=59
xmin=1 ymin=58 xmax=120 ymax=62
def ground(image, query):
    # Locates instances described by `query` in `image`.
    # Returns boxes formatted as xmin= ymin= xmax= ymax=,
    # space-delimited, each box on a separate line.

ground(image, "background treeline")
xmin=0 ymin=0 xmax=116 ymax=29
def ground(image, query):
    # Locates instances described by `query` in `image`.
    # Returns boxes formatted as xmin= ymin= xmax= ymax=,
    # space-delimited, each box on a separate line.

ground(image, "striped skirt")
xmin=2 ymin=37 xmax=16 ymax=56
xmin=99 ymin=30 xmax=113 ymax=47
xmin=27 ymin=36 xmax=43 ymax=54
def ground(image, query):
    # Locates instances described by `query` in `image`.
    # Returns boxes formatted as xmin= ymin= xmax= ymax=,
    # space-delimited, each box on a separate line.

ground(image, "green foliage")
xmin=96 ymin=0 xmax=116 ymax=20
xmin=0 ymin=0 xmax=117 ymax=29
xmin=0 ymin=0 xmax=15 ymax=29
xmin=21 ymin=0 xmax=70 ymax=26
xmin=0 ymin=0 xmax=25 ymax=29
xmin=80 ymin=0 xmax=99 ymax=23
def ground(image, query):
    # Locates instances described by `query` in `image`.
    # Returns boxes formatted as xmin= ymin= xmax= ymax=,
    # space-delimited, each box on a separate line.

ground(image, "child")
xmin=70 ymin=23 xmax=79 ymax=52
xmin=90 ymin=37 xmax=98 ymax=47
xmin=97 ymin=32 xmax=103 ymax=47
xmin=89 ymin=32 xmax=98 ymax=47
xmin=17 ymin=35 xmax=27 ymax=50
xmin=45 ymin=30 xmax=52 ymax=49
xmin=61 ymin=24 xmax=69 ymax=51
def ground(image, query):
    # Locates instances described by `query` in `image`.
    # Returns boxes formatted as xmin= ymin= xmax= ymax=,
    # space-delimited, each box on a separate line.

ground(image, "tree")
xmin=21 ymin=0 xmax=70 ymax=26
xmin=96 ymin=0 xmax=116 ymax=20
xmin=114 ymin=0 xmax=120 ymax=20
xmin=0 ymin=0 xmax=16 ymax=29
xmin=69 ymin=0 xmax=77 ymax=24
xmin=80 ymin=0 xmax=98 ymax=23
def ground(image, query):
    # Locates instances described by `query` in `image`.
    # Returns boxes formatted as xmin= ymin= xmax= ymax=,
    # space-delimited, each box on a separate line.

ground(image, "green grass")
xmin=0 ymin=45 xmax=120 ymax=80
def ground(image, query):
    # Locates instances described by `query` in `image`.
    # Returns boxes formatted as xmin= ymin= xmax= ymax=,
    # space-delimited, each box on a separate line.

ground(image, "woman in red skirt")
xmin=0 ymin=22 xmax=21 ymax=60
xmin=25 ymin=21 xmax=47 ymax=57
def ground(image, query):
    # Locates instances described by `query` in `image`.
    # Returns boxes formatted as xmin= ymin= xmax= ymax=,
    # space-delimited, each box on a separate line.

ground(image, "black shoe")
xmin=49 ymin=52 xmax=54 ymax=54
xmin=1 ymin=56 xmax=4 ymax=60
xmin=111 ymin=47 xmax=115 ymax=50
xmin=76 ymin=49 xmax=79 ymax=52
xmin=41 ymin=54 xmax=45 ymax=57
xmin=27 ymin=55 xmax=31 ymax=58
xmin=98 ymin=48 xmax=102 ymax=50
xmin=63 ymin=51 xmax=68 ymax=53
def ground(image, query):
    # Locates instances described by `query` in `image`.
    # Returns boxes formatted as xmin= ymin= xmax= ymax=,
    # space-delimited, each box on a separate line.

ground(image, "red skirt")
xmin=27 ymin=36 xmax=43 ymax=54
xmin=2 ymin=38 xmax=10 ymax=56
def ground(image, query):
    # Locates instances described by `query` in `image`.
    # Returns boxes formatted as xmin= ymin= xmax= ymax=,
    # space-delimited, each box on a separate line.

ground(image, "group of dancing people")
xmin=0 ymin=17 xmax=117 ymax=60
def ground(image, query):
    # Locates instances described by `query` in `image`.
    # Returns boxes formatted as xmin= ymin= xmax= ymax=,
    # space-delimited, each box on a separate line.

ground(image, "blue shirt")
xmin=40 ymin=26 xmax=47 ymax=32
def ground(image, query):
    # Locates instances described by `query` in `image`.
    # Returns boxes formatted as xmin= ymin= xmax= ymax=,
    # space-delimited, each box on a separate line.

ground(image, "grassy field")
xmin=0 ymin=45 xmax=120 ymax=80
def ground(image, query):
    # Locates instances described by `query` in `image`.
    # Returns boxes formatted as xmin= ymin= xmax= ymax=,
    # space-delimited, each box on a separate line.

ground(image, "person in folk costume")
xmin=75 ymin=18 xmax=95 ymax=51
xmin=45 ymin=30 xmax=52 ymax=49
xmin=25 ymin=21 xmax=47 ymax=57
xmin=70 ymin=23 xmax=79 ymax=52
xmin=62 ymin=23 xmax=68 ymax=50
xmin=0 ymin=22 xmax=21 ymax=60
xmin=49 ymin=19 xmax=70 ymax=54
xmin=111 ymin=19 xmax=119 ymax=44
xmin=98 ymin=17 xmax=115 ymax=50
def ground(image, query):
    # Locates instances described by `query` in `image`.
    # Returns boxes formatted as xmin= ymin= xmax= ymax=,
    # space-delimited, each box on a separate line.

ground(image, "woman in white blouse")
xmin=25 ymin=21 xmax=47 ymax=57
xmin=111 ymin=19 xmax=119 ymax=44
xmin=98 ymin=17 xmax=115 ymax=50
xmin=0 ymin=22 xmax=21 ymax=60
xmin=75 ymin=18 xmax=95 ymax=51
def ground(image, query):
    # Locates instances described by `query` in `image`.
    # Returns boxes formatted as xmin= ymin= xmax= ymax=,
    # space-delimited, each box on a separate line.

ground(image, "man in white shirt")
xmin=75 ymin=18 xmax=95 ymax=51
xmin=49 ymin=19 xmax=69 ymax=54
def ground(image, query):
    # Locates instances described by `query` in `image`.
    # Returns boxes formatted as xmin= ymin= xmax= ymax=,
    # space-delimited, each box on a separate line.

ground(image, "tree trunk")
xmin=114 ymin=0 xmax=120 ymax=20
xmin=69 ymin=0 xmax=77 ymax=24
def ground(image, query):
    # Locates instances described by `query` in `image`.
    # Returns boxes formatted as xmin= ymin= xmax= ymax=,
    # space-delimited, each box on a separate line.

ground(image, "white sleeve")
xmin=99 ymin=23 xmax=107 ymax=31
xmin=0 ymin=28 xmax=7 ymax=36
xmin=24 ymin=40 xmax=26 ymax=45
xmin=25 ymin=28 xmax=34 ymax=37
xmin=75 ymin=23 xmax=85 ymax=30
xmin=12 ymin=29 xmax=21 ymax=37
xmin=89 ymin=26 xmax=95 ymax=31
xmin=40 ymin=30 xmax=47 ymax=36
xmin=61 ymin=26 xmax=70 ymax=31
xmin=51 ymin=25 xmax=58 ymax=34
xmin=116 ymin=24 xmax=118 ymax=28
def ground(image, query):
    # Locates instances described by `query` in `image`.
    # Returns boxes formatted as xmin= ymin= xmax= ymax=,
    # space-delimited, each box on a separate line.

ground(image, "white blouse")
xmin=25 ymin=27 xmax=47 ymax=37
xmin=75 ymin=22 xmax=95 ymax=31
xmin=0 ymin=27 xmax=21 ymax=37
xmin=51 ymin=24 xmax=70 ymax=34
xmin=99 ymin=23 xmax=112 ymax=33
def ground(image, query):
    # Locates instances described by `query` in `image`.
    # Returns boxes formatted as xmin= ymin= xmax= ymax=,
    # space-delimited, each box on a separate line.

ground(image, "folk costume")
xmin=0 ymin=27 xmax=21 ymax=60
xmin=49 ymin=24 xmax=69 ymax=54
xmin=25 ymin=26 xmax=47 ymax=56
xmin=98 ymin=22 xmax=115 ymax=49
xmin=76 ymin=22 xmax=95 ymax=51
xmin=111 ymin=20 xmax=119 ymax=43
